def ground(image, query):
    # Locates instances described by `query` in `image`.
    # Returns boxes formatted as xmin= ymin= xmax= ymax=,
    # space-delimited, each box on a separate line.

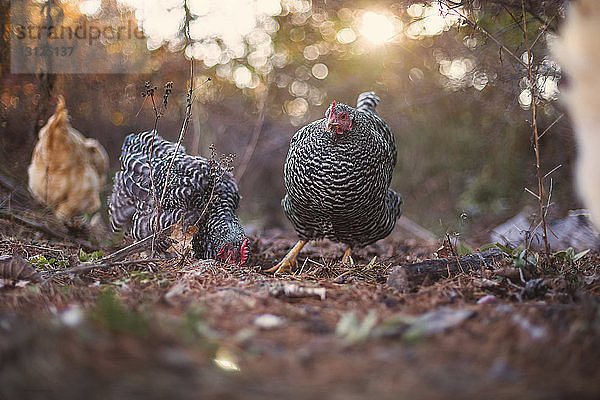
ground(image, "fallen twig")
xmin=0 ymin=208 xmax=96 ymax=251
xmin=387 ymin=248 xmax=504 ymax=293
xmin=42 ymin=258 xmax=161 ymax=284
xmin=103 ymin=225 xmax=173 ymax=262
xmin=268 ymin=281 xmax=326 ymax=300
xmin=0 ymin=173 xmax=34 ymax=206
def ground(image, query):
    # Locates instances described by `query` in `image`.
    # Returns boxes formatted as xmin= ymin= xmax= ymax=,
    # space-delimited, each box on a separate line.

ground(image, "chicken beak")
xmin=326 ymin=121 xmax=338 ymax=132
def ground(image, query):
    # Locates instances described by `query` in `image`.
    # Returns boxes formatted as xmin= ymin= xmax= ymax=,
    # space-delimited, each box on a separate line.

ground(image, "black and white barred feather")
xmin=109 ymin=131 xmax=246 ymax=259
xmin=356 ymin=91 xmax=380 ymax=114
xmin=281 ymin=91 xmax=402 ymax=247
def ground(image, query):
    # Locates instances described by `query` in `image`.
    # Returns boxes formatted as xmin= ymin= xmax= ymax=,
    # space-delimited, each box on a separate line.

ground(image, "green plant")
xmin=178 ymin=304 xmax=219 ymax=348
xmin=495 ymin=242 xmax=539 ymax=270
xmin=129 ymin=270 xmax=168 ymax=285
xmin=335 ymin=311 xmax=378 ymax=346
xmin=553 ymin=247 xmax=589 ymax=266
xmin=111 ymin=270 xmax=168 ymax=288
xmin=28 ymin=254 xmax=68 ymax=270
xmin=90 ymin=289 xmax=149 ymax=336
xmin=78 ymin=249 xmax=104 ymax=262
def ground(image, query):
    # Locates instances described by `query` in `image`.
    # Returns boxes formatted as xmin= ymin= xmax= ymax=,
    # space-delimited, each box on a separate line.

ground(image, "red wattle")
xmin=239 ymin=237 xmax=249 ymax=266
xmin=216 ymin=244 xmax=226 ymax=259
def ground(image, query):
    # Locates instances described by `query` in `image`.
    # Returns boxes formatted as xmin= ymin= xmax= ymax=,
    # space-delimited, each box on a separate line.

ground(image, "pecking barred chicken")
xmin=109 ymin=131 xmax=248 ymax=265
xmin=268 ymin=91 xmax=403 ymax=273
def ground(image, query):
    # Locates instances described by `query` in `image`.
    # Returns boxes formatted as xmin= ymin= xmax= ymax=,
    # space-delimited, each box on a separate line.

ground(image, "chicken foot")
xmin=266 ymin=239 xmax=307 ymax=274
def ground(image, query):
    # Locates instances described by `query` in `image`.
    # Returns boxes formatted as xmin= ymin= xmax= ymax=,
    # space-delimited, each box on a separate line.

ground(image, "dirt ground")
xmin=1 ymin=206 xmax=600 ymax=400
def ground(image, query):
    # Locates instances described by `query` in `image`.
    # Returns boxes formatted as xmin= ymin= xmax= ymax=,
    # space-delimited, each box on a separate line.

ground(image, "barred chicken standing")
xmin=268 ymin=92 xmax=402 ymax=273
xmin=109 ymin=131 xmax=248 ymax=265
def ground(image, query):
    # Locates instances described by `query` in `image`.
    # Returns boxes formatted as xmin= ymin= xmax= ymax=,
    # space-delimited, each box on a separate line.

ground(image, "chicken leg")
xmin=266 ymin=239 xmax=307 ymax=274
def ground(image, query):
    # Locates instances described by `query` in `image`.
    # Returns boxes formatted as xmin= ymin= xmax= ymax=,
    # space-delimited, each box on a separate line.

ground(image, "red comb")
xmin=239 ymin=237 xmax=249 ymax=266
xmin=328 ymin=101 xmax=337 ymax=122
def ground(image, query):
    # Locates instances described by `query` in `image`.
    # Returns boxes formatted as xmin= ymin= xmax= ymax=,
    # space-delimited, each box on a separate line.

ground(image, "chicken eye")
xmin=340 ymin=114 xmax=347 ymax=120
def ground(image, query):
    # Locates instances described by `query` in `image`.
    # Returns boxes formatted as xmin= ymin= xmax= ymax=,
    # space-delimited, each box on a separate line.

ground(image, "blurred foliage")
xmin=91 ymin=288 xmax=150 ymax=336
xmin=0 ymin=0 xmax=577 ymax=238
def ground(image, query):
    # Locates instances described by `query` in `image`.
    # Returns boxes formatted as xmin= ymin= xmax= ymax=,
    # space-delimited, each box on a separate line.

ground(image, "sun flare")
xmin=360 ymin=11 xmax=396 ymax=45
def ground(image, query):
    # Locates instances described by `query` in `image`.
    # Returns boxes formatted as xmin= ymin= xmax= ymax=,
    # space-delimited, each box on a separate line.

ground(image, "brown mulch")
xmin=1 ymin=207 xmax=599 ymax=400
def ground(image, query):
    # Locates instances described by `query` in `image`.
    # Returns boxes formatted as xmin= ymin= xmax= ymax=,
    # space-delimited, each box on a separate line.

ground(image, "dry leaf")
xmin=435 ymin=239 xmax=453 ymax=258
xmin=167 ymin=220 xmax=198 ymax=255
xmin=0 ymin=254 xmax=42 ymax=283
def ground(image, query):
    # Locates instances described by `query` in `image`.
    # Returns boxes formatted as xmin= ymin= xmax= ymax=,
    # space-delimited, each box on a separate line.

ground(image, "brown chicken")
xmin=552 ymin=0 xmax=600 ymax=229
xmin=28 ymin=96 xmax=109 ymax=222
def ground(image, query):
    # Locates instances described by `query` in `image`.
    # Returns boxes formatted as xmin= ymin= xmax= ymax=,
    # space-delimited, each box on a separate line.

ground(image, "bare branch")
xmin=543 ymin=164 xmax=562 ymax=180
xmin=439 ymin=0 xmax=527 ymax=68
xmin=0 ymin=208 xmax=97 ymax=251
xmin=236 ymin=82 xmax=269 ymax=183
xmin=538 ymin=113 xmax=564 ymax=140
xmin=522 ymin=0 xmax=550 ymax=255
xmin=42 ymin=258 xmax=162 ymax=284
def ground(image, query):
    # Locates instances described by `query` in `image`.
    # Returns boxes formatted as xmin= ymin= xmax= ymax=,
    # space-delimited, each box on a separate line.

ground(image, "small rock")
xmin=253 ymin=314 xmax=285 ymax=329
xmin=512 ymin=314 xmax=547 ymax=340
xmin=584 ymin=274 xmax=598 ymax=285
xmin=164 ymin=281 xmax=189 ymax=305
xmin=487 ymin=358 xmax=521 ymax=382
xmin=520 ymin=278 xmax=548 ymax=300
xmin=495 ymin=304 xmax=514 ymax=313
xmin=160 ymin=347 xmax=197 ymax=368
xmin=59 ymin=305 xmax=84 ymax=327
xmin=491 ymin=209 xmax=600 ymax=251
xmin=336 ymin=311 xmax=378 ymax=345
xmin=404 ymin=308 xmax=475 ymax=341
xmin=477 ymin=294 xmax=498 ymax=304
xmin=472 ymin=278 xmax=499 ymax=288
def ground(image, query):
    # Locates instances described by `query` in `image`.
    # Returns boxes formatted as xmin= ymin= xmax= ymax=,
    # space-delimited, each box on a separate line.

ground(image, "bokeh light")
xmin=360 ymin=11 xmax=396 ymax=44
xmin=303 ymin=45 xmax=320 ymax=60
xmin=405 ymin=1 xmax=463 ymax=39
xmin=285 ymin=97 xmax=309 ymax=117
xmin=233 ymin=65 xmax=253 ymax=88
xmin=119 ymin=0 xmax=284 ymax=86
xmin=519 ymin=89 xmax=532 ymax=109
xmin=213 ymin=348 xmax=241 ymax=372
xmin=336 ymin=28 xmax=357 ymax=44
xmin=311 ymin=63 xmax=328 ymax=79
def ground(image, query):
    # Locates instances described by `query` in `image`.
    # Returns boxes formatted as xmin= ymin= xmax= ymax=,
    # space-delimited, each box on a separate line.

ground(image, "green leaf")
xmin=335 ymin=311 xmax=378 ymax=345
xmin=494 ymin=242 xmax=513 ymax=255
xmin=479 ymin=243 xmax=497 ymax=252
xmin=458 ymin=241 xmax=474 ymax=256
xmin=79 ymin=249 xmax=104 ymax=262
xmin=573 ymin=249 xmax=590 ymax=261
